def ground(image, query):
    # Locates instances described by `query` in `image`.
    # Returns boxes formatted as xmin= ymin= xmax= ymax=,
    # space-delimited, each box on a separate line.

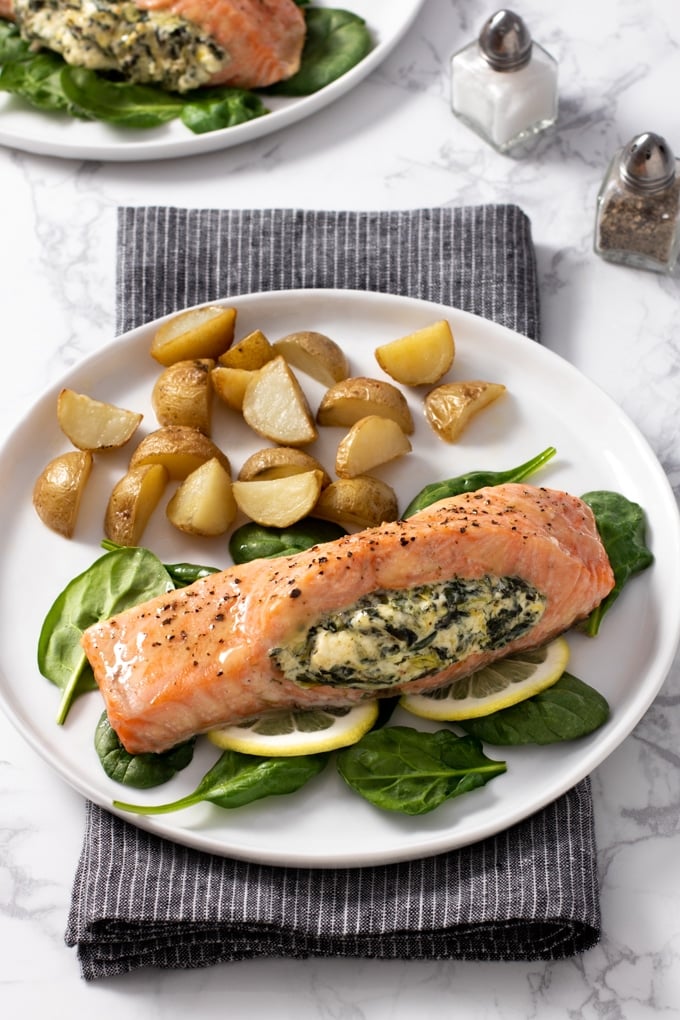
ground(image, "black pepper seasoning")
xmin=594 ymin=132 xmax=680 ymax=273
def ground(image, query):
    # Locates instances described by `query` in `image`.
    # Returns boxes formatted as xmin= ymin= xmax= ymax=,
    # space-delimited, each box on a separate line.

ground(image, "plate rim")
xmin=2 ymin=286 xmax=679 ymax=868
xmin=0 ymin=0 xmax=426 ymax=162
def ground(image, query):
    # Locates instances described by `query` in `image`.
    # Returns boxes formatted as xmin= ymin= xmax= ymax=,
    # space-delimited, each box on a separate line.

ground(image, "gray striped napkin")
xmin=65 ymin=206 xmax=599 ymax=979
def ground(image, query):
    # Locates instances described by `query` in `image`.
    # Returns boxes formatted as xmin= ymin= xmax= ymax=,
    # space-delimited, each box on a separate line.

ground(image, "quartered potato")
xmin=335 ymin=415 xmax=412 ymax=479
xmin=151 ymin=305 xmax=237 ymax=366
xmin=217 ymin=329 xmax=276 ymax=370
xmin=129 ymin=425 xmax=231 ymax=480
xmin=104 ymin=463 xmax=168 ymax=546
xmin=375 ymin=319 xmax=455 ymax=386
xmin=232 ymin=470 xmax=325 ymax=528
xmin=57 ymin=388 xmax=142 ymax=451
xmin=312 ymin=475 xmax=399 ymax=530
xmin=242 ymin=356 xmax=318 ymax=446
xmin=273 ymin=330 xmax=349 ymax=387
xmin=33 ymin=450 xmax=93 ymax=538
xmin=166 ymin=457 xmax=237 ymax=537
xmin=424 ymin=381 xmax=507 ymax=442
xmin=238 ymin=446 xmax=331 ymax=487
xmin=316 ymin=377 xmax=414 ymax=435
xmin=211 ymin=365 xmax=259 ymax=411
xmin=151 ymin=358 xmax=214 ymax=434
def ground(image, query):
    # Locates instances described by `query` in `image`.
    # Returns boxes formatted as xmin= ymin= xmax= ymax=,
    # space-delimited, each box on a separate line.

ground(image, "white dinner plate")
xmin=1 ymin=288 xmax=679 ymax=867
xmin=0 ymin=1 xmax=425 ymax=161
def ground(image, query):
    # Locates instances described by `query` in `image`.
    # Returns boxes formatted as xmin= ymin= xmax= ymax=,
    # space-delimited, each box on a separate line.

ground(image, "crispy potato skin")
xmin=312 ymin=475 xmax=399 ymax=530
xmin=273 ymin=330 xmax=349 ymax=387
xmin=151 ymin=358 xmax=214 ymax=434
xmin=104 ymin=463 xmax=169 ymax=547
xmin=424 ymin=381 xmax=506 ymax=442
xmin=238 ymin=446 xmax=331 ymax=487
xmin=33 ymin=450 xmax=93 ymax=538
xmin=316 ymin=376 xmax=414 ymax=435
xmin=128 ymin=425 xmax=231 ymax=480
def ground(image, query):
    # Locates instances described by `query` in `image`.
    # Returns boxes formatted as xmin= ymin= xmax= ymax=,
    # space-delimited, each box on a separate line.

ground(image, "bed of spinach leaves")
xmin=0 ymin=6 xmax=372 ymax=134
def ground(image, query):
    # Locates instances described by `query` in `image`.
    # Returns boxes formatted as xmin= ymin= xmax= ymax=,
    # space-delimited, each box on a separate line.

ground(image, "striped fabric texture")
xmin=65 ymin=206 xmax=599 ymax=979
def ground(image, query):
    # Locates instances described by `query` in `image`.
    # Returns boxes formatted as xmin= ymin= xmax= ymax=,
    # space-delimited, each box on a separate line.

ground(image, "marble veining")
xmin=1 ymin=0 xmax=680 ymax=1014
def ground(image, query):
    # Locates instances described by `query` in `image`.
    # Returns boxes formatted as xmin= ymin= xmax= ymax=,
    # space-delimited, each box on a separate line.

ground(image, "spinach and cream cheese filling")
xmin=270 ymin=575 xmax=547 ymax=690
xmin=13 ymin=0 xmax=228 ymax=92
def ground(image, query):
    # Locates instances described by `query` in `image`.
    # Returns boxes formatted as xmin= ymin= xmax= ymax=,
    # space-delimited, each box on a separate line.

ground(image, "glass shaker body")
xmin=451 ymin=37 xmax=558 ymax=154
xmin=594 ymin=145 xmax=680 ymax=274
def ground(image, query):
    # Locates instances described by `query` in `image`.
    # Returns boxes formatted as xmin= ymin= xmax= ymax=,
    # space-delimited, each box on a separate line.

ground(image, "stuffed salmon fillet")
xmin=2 ymin=0 xmax=306 ymax=91
xmin=81 ymin=484 xmax=615 ymax=755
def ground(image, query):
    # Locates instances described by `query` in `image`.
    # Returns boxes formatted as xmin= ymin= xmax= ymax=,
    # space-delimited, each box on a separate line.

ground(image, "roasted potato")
xmin=242 ymin=356 xmax=318 ymax=447
xmin=232 ymin=470 xmax=325 ymax=528
xmin=56 ymin=388 xmax=143 ymax=452
xmin=238 ymin=446 xmax=331 ymax=487
xmin=217 ymin=329 xmax=276 ymax=370
xmin=211 ymin=365 xmax=259 ymax=411
xmin=128 ymin=425 xmax=231 ymax=480
xmin=424 ymin=381 xmax=507 ymax=442
xmin=151 ymin=359 xmax=214 ymax=434
xmin=33 ymin=450 xmax=93 ymax=538
xmin=312 ymin=476 xmax=399 ymax=530
xmin=335 ymin=415 xmax=412 ymax=479
xmin=316 ymin=377 xmax=414 ymax=435
xmin=375 ymin=319 xmax=455 ymax=386
xmin=104 ymin=463 xmax=168 ymax=546
xmin=166 ymin=457 xmax=237 ymax=537
xmin=273 ymin=330 xmax=349 ymax=387
xmin=151 ymin=305 xmax=237 ymax=366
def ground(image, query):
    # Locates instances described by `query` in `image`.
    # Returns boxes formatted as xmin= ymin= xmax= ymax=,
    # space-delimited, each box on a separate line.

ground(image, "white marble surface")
xmin=1 ymin=0 xmax=680 ymax=1013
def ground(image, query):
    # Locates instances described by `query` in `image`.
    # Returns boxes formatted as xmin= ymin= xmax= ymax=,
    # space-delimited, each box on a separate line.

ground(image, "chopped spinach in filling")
xmin=271 ymin=575 xmax=546 ymax=690
xmin=14 ymin=0 xmax=228 ymax=92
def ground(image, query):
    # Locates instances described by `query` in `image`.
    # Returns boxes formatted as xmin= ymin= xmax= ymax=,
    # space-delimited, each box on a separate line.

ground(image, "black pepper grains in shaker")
xmin=594 ymin=132 xmax=680 ymax=273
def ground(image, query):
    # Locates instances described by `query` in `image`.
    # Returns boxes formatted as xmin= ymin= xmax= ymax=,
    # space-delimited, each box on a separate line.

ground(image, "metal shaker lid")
xmin=478 ymin=10 xmax=532 ymax=71
xmin=619 ymin=132 xmax=676 ymax=193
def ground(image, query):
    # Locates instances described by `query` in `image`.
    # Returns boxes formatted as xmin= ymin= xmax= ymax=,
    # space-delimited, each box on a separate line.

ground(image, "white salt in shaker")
xmin=450 ymin=10 xmax=558 ymax=154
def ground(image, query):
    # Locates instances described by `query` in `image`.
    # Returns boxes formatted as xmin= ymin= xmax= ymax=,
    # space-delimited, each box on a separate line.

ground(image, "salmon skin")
xmin=81 ymin=484 xmax=615 ymax=755
xmin=3 ymin=0 xmax=306 ymax=91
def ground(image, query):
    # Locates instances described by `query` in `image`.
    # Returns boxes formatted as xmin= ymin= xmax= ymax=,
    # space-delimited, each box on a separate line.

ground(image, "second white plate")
xmin=0 ymin=1 xmax=425 ymax=161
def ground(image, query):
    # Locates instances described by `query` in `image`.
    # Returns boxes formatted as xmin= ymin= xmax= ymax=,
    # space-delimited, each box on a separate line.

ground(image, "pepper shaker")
xmin=594 ymin=132 xmax=680 ymax=274
xmin=450 ymin=9 xmax=558 ymax=154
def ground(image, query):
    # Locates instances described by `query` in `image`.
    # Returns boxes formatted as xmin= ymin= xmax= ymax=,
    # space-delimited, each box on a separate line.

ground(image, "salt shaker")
xmin=594 ymin=132 xmax=680 ymax=274
xmin=450 ymin=10 xmax=558 ymax=154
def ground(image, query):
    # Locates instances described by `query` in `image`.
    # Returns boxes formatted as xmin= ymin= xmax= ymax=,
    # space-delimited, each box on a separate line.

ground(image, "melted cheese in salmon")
xmin=13 ymin=0 xmax=228 ymax=91
xmin=271 ymin=575 xmax=546 ymax=690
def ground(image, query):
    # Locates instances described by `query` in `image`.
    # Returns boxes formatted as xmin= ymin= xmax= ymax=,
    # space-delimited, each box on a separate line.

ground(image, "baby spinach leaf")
xmin=266 ymin=8 xmax=372 ymax=96
xmin=180 ymin=87 xmax=268 ymax=134
xmin=113 ymin=748 xmax=328 ymax=814
xmin=100 ymin=539 xmax=220 ymax=587
xmin=229 ymin=517 xmax=346 ymax=564
xmin=336 ymin=726 xmax=506 ymax=815
xmin=581 ymin=490 xmax=654 ymax=636
xmin=457 ymin=673 xmax=610 ymax=745
xmin=0 ymin=50 xmax=89 ymax=116
xmin=0 ymin=20 xmax=33 ymax=63
xmin=38 ymin=546 xmax=174 ymax=725
xmin=60 ymin=66 xmax=185 ymax=127
xmin=95 ymin=712 xmax=195 ymax=789
xmin=403 ymin=446 xmax=557 ymax=517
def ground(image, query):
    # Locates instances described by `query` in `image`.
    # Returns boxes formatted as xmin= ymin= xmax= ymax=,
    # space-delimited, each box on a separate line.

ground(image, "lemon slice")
xmin=399 ymin=637 xmax=570 ymax=722
xmin=206 ymin=701 xmax=379 ymax=757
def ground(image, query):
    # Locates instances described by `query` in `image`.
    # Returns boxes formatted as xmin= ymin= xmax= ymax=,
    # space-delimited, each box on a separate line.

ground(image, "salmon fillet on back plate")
xmin=2 ymin=0 xmax=306 ymax=91
xmin=81 ymin=484 xmax=615 ymax=755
